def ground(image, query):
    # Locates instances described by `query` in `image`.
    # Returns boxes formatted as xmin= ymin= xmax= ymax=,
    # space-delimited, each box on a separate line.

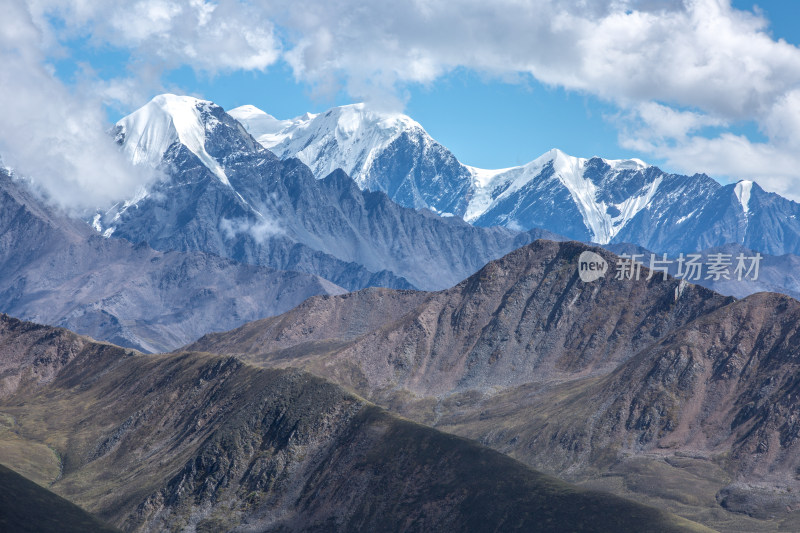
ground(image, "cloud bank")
xmin=274 ymin=0 xmax=800 ymax=198
xmin=0 ymin=0 xmax=281 ymax=211
xmin=0 ymin=1 xmax=153 ymax=211
xmin=4 ymin=0 xmax=800 ymax=205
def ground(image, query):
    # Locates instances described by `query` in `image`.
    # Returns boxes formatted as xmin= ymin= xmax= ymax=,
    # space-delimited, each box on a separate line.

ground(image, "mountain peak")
xmin=116 ymin=93 xmax=231 ymax=186
xmin=228 ymin=104 xmax=294 ymax=142
xmin=541 ymin=148 xmax=648 ymax=173
xmin=230 ymin=100 xmax=800 ymax=256
xmin=464 ymin=148 xmax=656 ymax=243
xmin=236 ymin=102 xmax=426 ymax=186
xmin=288 ymin=102 xmax=423 ymax=144
xmin=229 ymin=103 xmax=269 ymax=116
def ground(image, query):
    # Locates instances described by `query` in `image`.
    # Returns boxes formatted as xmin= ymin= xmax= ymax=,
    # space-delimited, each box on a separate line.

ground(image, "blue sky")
xmin=4 ymin=0 xmax=800 ymax=207
xmin=160 ymin=66 xmax=628 ymax=168
xmin=175 ymin=0 xmax=800 ymax=171
xmin=50 ymin=1 xmax=800 ymax=173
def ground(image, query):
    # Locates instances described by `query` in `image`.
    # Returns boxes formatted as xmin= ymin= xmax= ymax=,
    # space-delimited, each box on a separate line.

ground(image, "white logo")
xmin=578 ymin=251 xmax=608 ymax=282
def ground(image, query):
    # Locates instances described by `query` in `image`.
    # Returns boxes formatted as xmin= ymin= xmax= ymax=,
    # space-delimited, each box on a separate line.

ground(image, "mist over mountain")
xmin=0 ymin=167 xmax=344 ymax=353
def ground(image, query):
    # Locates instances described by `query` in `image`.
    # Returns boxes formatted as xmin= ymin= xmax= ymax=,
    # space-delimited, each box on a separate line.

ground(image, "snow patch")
xmin=734 ymin=180 xmax=753 ymax=214
xmin=235 ymin=103 xmax=422 ymax=189
xmin=463 ymin=165 xmax=519 ymax=221
xmin=675 ymin=209 xmax=698 ymax=225
xmin=675 ymin=279 xmax=688 ymax=301
xmin=552 ymin=149 xmax=657 ymax=243
xmin=91 ymin=214 xmax=103 ymax=233
xmin=228 ymin=105 xmax=297 ymax=148
xmin=465 ymin=149 xmax=655 ymax=243
xmin=117 ymin=94 xmax=231 ymax=187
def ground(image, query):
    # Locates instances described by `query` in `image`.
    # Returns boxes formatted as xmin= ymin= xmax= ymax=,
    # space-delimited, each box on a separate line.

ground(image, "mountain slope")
xmin=0 ymin=314 xmax=708 ymax=532
xmin=0 ymin=169 xmax=344 ymax=352
xmin=189 ymin=239 xmax=800 ymax=531
xmin=234 ymin=103 xmax=800 ymax=256
xmin=104 ymin=95 xmax=539 ymax=291
xmin=191 ymin=240 xmax=732 ymax=395
xmin=229 ymin=103 xmax=473 ymax=216
xmin=441 ymin=290 xmax=800 ymax=529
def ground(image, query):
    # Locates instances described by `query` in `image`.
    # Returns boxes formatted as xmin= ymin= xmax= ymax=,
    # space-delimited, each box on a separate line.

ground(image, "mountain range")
xmin=3 ymin=92 xmax=799 ymax=350
xmin=0 ymin=167 xmax=343 ymax=353
xmin=3 ymin=93 xmax=800 ymax=352
xmin=191 ymin=240 xmax=800 ymax=532
xmin=1 ymin=90 xmax=800 ymax=532
xmin=90 ymin=94 xmax=800 ymax=305
xmin=231 ymin=102 xmax=800 ymax=256
xmin=0 ymin=313 xmax=707 ymax=532
xmin=98 ymin=94 xmax=551 ymax=292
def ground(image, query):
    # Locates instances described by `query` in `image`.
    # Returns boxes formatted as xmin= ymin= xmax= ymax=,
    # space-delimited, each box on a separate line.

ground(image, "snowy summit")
xmin=116 ymin=94 xmax=231 ymax=186
xmin=232 ymin=102 xmax=657 ymax=243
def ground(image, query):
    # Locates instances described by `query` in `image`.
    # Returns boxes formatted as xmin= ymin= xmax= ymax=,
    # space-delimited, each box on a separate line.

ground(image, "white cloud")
xmin=270 ymin=1 xmax=800 ymax=115
xmin=28 ymin=0 xmax=280 ymax=74
xmin=220 ymin=217 xmax=283 ymax=244
xmin=621 ymin=126 xmax=800 ymax=201
xmin=622 ymin=102 xmax=726 ymax=144
xmin=5 ymin=0 xmax=800 ymax=205
xmin=617 ymin=94 xmax=800 ymax=201
xmin=0 ymin=1 xmax=154 ymax=212
xmin=0 ymin=0 xmax=282 ymax=212
xmin=269 ymin=0 xmax=800 ymax=195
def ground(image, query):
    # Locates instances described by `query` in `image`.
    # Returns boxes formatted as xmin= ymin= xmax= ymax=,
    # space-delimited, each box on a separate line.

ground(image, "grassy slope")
xmin=0 ymin=315 xmax=712 ymax=532
xmin=184 ymin=243 xmax=800 ymax=532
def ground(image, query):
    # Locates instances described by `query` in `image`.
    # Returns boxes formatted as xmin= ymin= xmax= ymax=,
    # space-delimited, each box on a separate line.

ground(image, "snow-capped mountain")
xmin=229 ymin=103 xmax=425 ymax=185
xmin=116 ymin=94 xmax=234 ymax=186
xmin=229 ymin=103 xmax=473 ymax=216
xmin=104 ymin=94 xmax=540 ymax=291
xmin=465 ymin=149 xmax=658 ymax=242
xmin=233 ymin=102 xmax=800 ymax=256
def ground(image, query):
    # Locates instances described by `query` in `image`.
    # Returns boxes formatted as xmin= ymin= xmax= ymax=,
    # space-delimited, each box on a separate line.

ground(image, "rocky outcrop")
xmin=189 ymin=239 xmax=800 ymax=530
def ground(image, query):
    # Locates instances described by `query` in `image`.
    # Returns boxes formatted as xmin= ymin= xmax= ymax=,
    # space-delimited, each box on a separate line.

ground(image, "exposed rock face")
xmin=460 ymin=292 xmax=800 ymax=474
xmin=0 ymin=170 xmax=344 ymax=353
xmin=188 ymin=239 xmax=800 ymax=530
xmin=0 ymin=315 xmax=707 ymax=532
xmin=191 ymin=240 xmax=731 ymax=395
